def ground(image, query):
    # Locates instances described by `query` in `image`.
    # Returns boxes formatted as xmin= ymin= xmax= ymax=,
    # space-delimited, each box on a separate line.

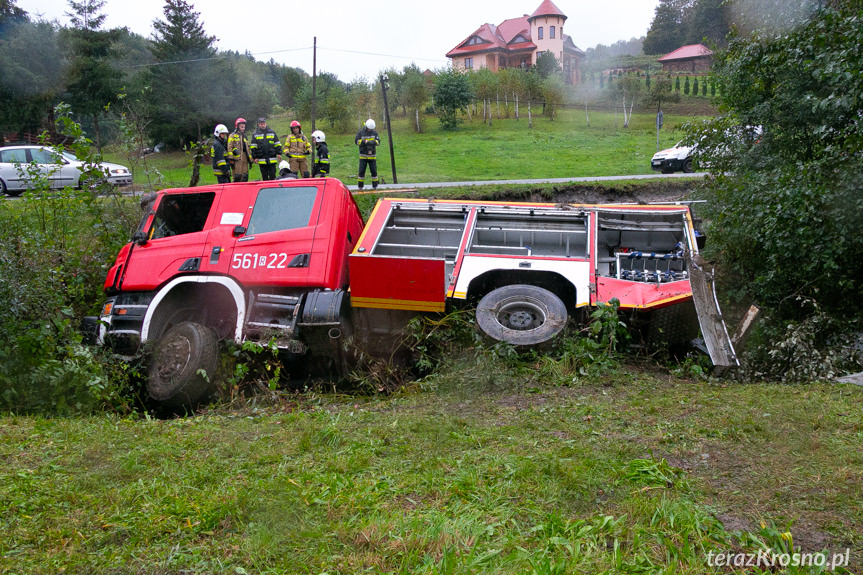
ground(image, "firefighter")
xmin=310 ymin=130 xmax=329 ymax=177
xmin=211 ymin=124 xmax=232 ymax=184
xmin=286 ymin=120 xmax=312 ymax=178
xmin=250 ymin=117 xmax=281 ymax=181
xmin=354 ymin=118 xmax=380 ymax=190
xmin=227 ymin=117 xmax=253 ymax=182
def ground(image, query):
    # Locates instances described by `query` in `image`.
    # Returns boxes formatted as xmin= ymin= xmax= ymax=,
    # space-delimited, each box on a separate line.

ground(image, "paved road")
xmin=2 ymin=172 xmax=707 ymax=199
xmin=347 ymin=172 xmax=707 ymax=192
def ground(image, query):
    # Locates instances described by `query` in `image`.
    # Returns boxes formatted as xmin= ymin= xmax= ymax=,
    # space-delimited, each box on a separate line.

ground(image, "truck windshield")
xmin=247 ymin=186 xmax=318 ymax=235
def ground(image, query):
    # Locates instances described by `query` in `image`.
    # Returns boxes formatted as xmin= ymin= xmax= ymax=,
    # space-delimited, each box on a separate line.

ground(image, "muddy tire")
xmin=682 ymin=158 xmax=694 ymax=173
xmin=148 ymin=321 xmax=219 ymax=411
xmin=476 ymin=284 xmax=567 ymax=348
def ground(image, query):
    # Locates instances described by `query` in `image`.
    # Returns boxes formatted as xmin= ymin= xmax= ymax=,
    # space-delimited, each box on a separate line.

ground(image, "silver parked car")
xmin=0 ymin=145 xmax=132 ymax=196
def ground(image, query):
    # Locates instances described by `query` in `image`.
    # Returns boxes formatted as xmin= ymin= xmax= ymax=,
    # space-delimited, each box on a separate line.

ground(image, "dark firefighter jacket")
xmin=211 ymin=135 xmax=231 ymax=177
xmin=355 ymin=127 xmax=380 ymax=159
xmin=313 ymin=142 xmax=330 ymax=176
xmin=250 ymin=127 xmax=282 ymax=165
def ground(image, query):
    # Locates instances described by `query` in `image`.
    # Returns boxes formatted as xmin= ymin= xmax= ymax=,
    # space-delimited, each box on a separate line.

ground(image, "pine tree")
xmin=693 ymin=77 xmax=699 ymax=95
xmin=675 ymin=76 xmax=681 ymax=91
xmin=63 ymin=0 xmax=121 ymax=151
xmin=146 ymin=0 xmax=220 ymax=147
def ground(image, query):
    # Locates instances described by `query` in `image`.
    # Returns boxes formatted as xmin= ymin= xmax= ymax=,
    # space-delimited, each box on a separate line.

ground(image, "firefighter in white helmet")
xmin=354 ymin=119 xmax=380 ymax=189
xmin=310 ymin=130 xmax=329 ymax=177
xmin=211 ymin=124 xmax=231 ymax=184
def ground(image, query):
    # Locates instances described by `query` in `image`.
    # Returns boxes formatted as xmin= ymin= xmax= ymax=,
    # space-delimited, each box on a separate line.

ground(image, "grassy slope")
xmin=104 ymin=108 xmax=699 ymax=189
xmin=1 ymin=355 xmax=861 ymax=574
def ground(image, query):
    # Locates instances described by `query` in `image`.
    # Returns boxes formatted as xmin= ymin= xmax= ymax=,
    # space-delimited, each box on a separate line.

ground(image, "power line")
xmin=125 ymin=44 xmax=447 ymax=70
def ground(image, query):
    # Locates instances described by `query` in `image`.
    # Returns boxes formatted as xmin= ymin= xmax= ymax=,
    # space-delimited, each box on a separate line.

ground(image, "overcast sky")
xmin=18 ymin=0 xmax=660 ymax=81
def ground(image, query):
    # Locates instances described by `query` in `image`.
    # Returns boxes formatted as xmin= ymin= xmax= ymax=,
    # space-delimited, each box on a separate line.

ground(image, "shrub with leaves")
xmin=0 ymin=105 xmax=140 ymax=414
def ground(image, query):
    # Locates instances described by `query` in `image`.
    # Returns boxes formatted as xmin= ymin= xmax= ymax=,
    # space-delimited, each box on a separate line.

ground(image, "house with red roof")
xmin=657 ymin=44 xmax=714 ymax=73
xmin=446 ymin=0 xmax=584 ymax=84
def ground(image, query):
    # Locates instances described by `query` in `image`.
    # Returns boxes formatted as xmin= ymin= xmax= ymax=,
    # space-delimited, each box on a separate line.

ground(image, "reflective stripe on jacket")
xmin=227 ymin=131 xmax=252 ymax=174
xmin=287 ymin=133 xmax=311 ymax=158
xmin=250 ymin=127 xmax=282 ymax=164
xmin=355 ymin=127 xmax=380 ymax=159
xmin=211 ymin=136 xmax=231 ymax=177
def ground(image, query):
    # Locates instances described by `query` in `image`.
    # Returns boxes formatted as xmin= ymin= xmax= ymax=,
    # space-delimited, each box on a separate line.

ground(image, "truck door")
xmin=225 ymin=183 xmax=324 ymax=289
xmin=119 ymin=191 xmax=217 ymax=291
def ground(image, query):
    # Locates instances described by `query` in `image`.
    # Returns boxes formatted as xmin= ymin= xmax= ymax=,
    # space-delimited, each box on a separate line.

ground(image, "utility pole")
xmin=379 ymin=73 xmax=397 ymax=184
xmin=311 ymin=37 xmax=317 ymax=167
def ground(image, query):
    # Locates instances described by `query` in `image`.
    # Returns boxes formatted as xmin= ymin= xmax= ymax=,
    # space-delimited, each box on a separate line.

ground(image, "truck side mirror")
xmin=232 ymin=225 xmax=247 ymax=237
xmin=133 ymin=230 xmax=148 ymax=245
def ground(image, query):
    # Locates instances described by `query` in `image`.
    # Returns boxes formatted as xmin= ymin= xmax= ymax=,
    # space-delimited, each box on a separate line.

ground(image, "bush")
xmin=0 ymin=106 xmax=140 ymax=414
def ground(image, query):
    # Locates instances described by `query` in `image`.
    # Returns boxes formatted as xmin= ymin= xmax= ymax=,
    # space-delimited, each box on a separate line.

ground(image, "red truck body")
xmin=94 ymin=178 xmax=715 ymax=409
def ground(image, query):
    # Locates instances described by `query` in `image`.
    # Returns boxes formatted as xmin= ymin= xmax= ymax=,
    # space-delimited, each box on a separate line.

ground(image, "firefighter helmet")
xmin=311 ymin=130 xmax=325 ymax=143
xmin=278 ymin=160 xmax=291 ymax=172
xmin=290 ymin=120 xmax=301 ymax=129
xmin=235 ymin=117 xmax=247 ymax=127
xmin=365 ymin=119 xmax=376 ymax=130
xmin=213 ymin=124 xmax=228 ymax=136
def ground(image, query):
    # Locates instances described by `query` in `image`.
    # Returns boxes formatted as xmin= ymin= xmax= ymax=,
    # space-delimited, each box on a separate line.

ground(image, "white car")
xmin=651 ymin=142 xmax=695 ymax=174
xmin=0 ymin=145 xmax=132 ymax=196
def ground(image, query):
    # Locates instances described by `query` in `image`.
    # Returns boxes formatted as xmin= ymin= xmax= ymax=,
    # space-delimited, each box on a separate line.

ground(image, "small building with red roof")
xmin=657 ymin=44 xmax=714 ymax=73
xmin=446 ymin=0 xmax=584 ymax=84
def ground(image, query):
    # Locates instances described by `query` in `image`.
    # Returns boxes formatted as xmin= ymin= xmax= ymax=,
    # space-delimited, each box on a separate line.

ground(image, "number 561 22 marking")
xmin=231 ymin=252 xmax=289 ymax=269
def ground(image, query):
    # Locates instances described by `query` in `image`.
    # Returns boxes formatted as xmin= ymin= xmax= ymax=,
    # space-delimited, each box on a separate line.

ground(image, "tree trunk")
xmin=515 ymin=93 xmax=519 ymax=121
xmin=528 ymin=101 xmax=532 ymax=129
xmin=585 ymin=100 xmax=590 ymax=127
xmin=487 ymin=99 xmax=492 ymax=127
xmin=188 ymin=139 xmax=206 ymax=187
xmin=415 ymin=109 xmax=420 ymax=133
xmin=93 ymin=113 xmax=102 ymax=152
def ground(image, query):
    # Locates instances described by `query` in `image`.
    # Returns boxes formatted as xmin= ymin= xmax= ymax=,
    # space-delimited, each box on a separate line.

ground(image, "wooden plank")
xmin=687 ymin=253 xmax=740 ymax=370
xmin=730 ymin=304 xmax=761 ymax=350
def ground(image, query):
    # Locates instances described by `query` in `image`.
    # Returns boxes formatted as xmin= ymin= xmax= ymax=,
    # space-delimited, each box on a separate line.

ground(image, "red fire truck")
xmin=92 ymin=177 xmax=721 ymax=409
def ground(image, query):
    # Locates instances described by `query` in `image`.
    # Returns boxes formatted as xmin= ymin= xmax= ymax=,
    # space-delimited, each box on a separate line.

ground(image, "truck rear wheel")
xmin=148 ymin=321 xmax=219 ymax=411
xmin=476 ymin=284 xmax=567 ymax=348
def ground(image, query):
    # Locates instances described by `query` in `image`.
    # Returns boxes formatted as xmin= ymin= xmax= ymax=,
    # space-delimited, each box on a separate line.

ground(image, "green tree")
xmin=674 ymin=76 xmax=680 ymax=91
xmin=470 ymin=67 xmax=498 ymax=126
xmin=541 ymin=74 xmax=566 ymax=121
xmin=146 ymin=0 xmax=220 ymax=148
xmin=684 ymin=0 xmax=731 ymax=48
xmin=0 ymin=0 xmax=26 ymax=25
xmin=534 ymin=51 xmax=561 ymax=80
xmin=279 ymin=66 xmax=307 ymax=109
xmin=692 ymin=77 xmax=699 ymax=95
xmin=0 ymin=19 xmax=63 ymax=133
xmin=683 ymin=75 xmax=690 ymax=94
xmin=643 ymin=0 xmax=685 ymax=55
xmin=62 ymin=0 xmax=122 ymax=151
xmin=401 ymin=68 xmax=430 ymax=132
xmin=697 ymin=4 xmax=863 ymax=324
xmin=432 ymin=69 xmax=473 ymax=130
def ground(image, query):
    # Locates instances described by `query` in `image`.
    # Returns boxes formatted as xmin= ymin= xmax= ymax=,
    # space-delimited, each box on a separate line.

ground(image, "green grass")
xmin=2 ymin=352 xmax=861 ymax=574
xmin=102 ymin=108 xmax=702 ymax=190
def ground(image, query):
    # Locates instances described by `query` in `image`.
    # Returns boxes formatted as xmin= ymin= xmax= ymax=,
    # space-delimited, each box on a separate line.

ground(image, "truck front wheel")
xmin=476 ymin=285 xmax=567 ymax=348
xmin=148 ymin=321 xmax=219 ymax=411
